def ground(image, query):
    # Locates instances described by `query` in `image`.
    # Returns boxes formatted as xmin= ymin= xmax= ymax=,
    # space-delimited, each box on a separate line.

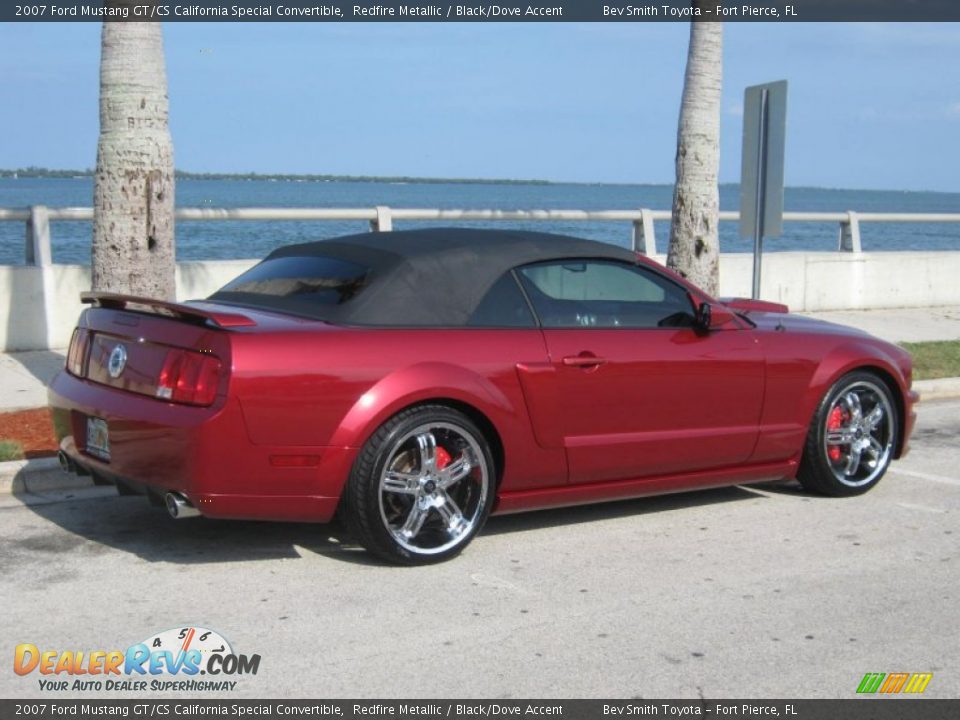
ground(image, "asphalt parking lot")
xmin=2 ymin=399 xmax=957 ymax=700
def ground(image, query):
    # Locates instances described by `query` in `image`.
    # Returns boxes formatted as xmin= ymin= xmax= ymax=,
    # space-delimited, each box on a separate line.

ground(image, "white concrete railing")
xmin=5 ymin=250 xmax=960 ymax=353
xmin=3 ymin=205 xmax=960 ymax=263
xmin=3 ymin=204 xmax=960 ymax=352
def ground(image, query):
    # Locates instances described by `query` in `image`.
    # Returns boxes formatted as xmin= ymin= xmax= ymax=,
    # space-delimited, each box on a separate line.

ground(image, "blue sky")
xmin=1 ymin=22 xmax=958 ymax=191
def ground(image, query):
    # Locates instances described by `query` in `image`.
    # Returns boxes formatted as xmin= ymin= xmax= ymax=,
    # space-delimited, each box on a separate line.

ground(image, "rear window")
xmin=213 ymin=256 xmax=370 ymax=309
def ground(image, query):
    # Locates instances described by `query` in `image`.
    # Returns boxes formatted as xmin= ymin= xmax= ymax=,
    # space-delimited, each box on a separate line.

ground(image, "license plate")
xmin=86 ymin=417 xmax=110 ymax=461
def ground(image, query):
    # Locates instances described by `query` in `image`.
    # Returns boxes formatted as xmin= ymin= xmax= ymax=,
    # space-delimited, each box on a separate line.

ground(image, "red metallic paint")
xmin=532 ymin=326 xmax=765 ymax=483
xmin=49 ymin=261 xmax=917 ymax=525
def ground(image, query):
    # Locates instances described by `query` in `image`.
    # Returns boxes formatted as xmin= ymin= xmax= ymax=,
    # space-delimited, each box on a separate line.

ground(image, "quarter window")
xmin=467 ymin=272 xmax=536 ymax=328
xmin=517 ymin=260 xmax=695 ymax=329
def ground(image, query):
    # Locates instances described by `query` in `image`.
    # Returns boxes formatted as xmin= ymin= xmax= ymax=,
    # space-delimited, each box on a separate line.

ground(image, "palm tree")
xmin=92 ymin=14 xmax=175 ymax=300
xmin=666 ymin=10 xmax=722 ymax=297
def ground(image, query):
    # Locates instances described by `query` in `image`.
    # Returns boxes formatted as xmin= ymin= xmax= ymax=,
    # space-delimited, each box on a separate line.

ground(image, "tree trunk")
xmin=92 ymin=15 xmax=175 ymax=300
xmin=666 ymin=13 xmax=722 ymax=297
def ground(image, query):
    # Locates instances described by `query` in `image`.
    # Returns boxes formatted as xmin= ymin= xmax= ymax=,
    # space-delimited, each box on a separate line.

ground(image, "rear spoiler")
xmin=719 ymin=297 xmax=789 ymax=314
xmin=81 ymin=292 xmax=256 ymax=328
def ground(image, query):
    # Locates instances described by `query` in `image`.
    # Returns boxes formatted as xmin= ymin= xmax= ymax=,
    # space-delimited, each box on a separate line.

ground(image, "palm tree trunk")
xmin=667 ymin=13 xmax=722 ymax=297
xmin=92 ymin=15 xmax=175 ymax=300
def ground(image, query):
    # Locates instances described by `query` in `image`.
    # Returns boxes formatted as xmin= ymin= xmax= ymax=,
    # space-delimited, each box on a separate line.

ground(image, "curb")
xmin=913 ymin=377 xmax=960 ymax=402
xmin=1 ymin=377 xmax=958 ymax=496
xmin=0 ymin=457 xmax=94 ymax=495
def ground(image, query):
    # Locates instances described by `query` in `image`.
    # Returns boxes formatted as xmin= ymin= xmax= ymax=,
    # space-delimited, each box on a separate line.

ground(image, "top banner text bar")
xmin=5 ymin=0 xmax=960 ymax=23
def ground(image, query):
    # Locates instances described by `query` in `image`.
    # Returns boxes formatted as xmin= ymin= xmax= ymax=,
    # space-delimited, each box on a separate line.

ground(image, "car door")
xmin=515 ymin=259 xmax=766 ymax=485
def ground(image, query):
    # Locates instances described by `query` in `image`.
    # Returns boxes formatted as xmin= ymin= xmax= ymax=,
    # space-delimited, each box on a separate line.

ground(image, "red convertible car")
xmin=49 ymin=229 xmax=918 ymax=564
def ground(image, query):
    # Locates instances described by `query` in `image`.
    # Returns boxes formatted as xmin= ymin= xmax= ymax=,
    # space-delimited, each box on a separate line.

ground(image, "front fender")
xmin=800 ymin=339 xmax=911 ymax=442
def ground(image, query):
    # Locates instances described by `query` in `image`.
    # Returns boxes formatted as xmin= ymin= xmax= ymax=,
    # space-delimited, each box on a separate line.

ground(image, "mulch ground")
xmin=0 ymin=408 xmax=59 ymax=459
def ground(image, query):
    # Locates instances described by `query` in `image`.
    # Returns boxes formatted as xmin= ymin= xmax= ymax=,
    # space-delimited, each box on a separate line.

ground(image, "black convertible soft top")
xmin=209 ymin=227 xmax=638 ymax=326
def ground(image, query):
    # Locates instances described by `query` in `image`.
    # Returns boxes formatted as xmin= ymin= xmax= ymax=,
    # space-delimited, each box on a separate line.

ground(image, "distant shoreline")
xmin=0 ymin=167 xmax=555 ymax=186
xmin=0 ymin=168 xmax=956 ymax=195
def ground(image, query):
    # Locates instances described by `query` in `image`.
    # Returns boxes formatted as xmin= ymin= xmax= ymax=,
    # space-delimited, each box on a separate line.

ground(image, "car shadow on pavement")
xmin=744 ymin=479 xmax=809 ymax=498
xmin=17 ymin=478 xmax=794 ymax=566
xmin=482 ymin=483 xmax=775 ymax=536
xmin=17 ymin=488 xmax=384 ymax=566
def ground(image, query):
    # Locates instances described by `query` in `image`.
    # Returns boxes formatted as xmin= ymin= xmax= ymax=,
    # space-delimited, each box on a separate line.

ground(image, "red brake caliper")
xmin=435 ymin=446 xmax=452 ymax=470
xmin=826 ymin=406 xmax=845 ymax=462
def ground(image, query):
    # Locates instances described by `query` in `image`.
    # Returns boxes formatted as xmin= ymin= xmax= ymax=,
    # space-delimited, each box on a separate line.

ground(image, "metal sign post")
xmin=740 ymin=81 xmax=787 ymax=299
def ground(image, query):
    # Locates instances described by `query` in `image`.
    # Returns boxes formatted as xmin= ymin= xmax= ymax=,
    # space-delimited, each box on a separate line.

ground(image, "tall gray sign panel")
xmin=740 ymin=80 xmax=787 ymax=297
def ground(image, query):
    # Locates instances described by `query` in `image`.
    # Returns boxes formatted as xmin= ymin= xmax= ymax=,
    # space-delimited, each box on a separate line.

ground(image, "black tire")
xmin=797 ymin=371 xmax=898 ymax=497
xmin=340 ymin=405 xmax=496 ymax=565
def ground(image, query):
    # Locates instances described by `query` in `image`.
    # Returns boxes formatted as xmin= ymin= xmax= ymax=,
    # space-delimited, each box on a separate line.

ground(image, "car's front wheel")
xmin=341 ymin=405 xmax=495 ymax=564
xmin=797 ymin=371 xmax=898 ymax=497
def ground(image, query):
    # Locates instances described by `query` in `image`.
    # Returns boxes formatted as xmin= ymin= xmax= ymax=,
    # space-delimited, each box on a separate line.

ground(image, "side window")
xmin=467 ymin=272 xmax=536 ymax=328
xmin=517 ymin=260 xmax=694 ymax=329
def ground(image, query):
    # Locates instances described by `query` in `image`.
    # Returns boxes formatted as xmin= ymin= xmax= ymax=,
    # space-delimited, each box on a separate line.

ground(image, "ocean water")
xmin=0 ymin=177 xmax=957 ymax=265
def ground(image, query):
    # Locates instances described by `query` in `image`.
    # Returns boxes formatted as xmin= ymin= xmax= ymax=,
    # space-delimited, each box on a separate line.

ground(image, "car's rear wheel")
xmin=341 ymin=405 xmax=495 ymax=564
xmin=797 ymin=371 xmax=898 ymax=497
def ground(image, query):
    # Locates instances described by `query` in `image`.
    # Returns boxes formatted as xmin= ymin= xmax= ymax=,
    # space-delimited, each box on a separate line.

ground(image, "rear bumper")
xmin=48 ymin=370 xmax=356 ymax=523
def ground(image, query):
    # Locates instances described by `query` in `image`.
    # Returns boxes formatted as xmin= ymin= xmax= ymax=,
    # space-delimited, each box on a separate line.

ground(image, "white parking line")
xmin=892 ymin=468 xmax=960 ymax=487
xmin=897 ymin=502 xmax=948 ymax=514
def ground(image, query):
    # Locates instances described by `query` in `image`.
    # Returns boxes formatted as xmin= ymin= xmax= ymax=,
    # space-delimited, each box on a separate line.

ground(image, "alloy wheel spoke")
xmin=399 ymin=501 xmax=429 ymax=539
xmin=866 ymin=437 xmax=884 ymax=460
xmin=844 ymin=392 xmax=863 ymax=423
xmin=438 ymin=454 xmax=473 ymax=490
xmin=383 ymin=470 xmax=421 ymax=495
xmin=416 ymin=432 xmax=438 ymax=473
xmin=864 ymin=404 xmax=884 ymax=430
xmin=844 ymin=446 xmax=863 ymax=476
xmin=826 ymin=430 xmax=856 ymax=446
xmin=435 ymin=491 xmax=466 ymax=535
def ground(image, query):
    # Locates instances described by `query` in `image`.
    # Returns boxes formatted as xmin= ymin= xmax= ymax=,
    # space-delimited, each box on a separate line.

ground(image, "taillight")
xmin=66 ymin=328 xmax=91 ymax=377
xmin=156 ymin=349 xmax=222 ymax=406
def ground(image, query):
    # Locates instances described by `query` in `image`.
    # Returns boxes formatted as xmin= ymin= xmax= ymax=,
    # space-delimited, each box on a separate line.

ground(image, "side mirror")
xmin=695 ymin=302 xmax=712 ymax=330
xmin=696 ymin=302 xmax=736 ymax=331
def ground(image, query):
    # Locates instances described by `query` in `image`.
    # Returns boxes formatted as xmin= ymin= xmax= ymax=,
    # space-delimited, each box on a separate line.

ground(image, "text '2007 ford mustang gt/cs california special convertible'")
xmin=49 ymin=228 xmax=918 ymax=564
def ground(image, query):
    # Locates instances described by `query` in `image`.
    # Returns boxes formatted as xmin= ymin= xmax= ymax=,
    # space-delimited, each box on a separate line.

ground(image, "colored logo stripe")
xmin=879 ymin=673 xmax=909 ymax=693
xmin=857 ymin=673 xmax=885 ymax=694
xmin=903 ymin=673 xmax=933 ymax=694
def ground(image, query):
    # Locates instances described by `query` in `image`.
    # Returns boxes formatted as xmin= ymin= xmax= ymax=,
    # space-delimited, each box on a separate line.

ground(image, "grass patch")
xmin=900 ymin=340 xmax=960 ymax=381
xmin=0 ymin=440 xmax=24 ymax=462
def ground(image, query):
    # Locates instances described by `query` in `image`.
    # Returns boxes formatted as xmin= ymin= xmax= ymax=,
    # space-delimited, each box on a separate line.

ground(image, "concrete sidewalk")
xmin=797 ymin=304 xmax=960 ymax=344
xmin=1 ymin=305 xmax=959 ymax=414
xmin=0 ymin=349 xmax=66 ymax=412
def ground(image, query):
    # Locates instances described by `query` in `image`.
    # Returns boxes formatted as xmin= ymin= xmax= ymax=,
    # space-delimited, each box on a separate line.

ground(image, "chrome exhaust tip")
xmin=165 ymin=492 xmax=201 ymax=520
xmin=57 ymin=450 xmax=73 ymax=474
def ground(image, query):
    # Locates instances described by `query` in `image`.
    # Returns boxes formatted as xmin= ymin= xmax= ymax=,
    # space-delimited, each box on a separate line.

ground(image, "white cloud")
xmin=948 ymin=102 xmax=960 ymax=118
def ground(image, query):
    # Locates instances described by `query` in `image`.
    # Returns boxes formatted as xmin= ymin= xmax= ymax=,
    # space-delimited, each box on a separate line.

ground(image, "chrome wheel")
xmin=377 ymin=421 xmax=489 ymax=556
xmin=798 ymin=371 xmax=899 ymax=497
xmin=821 ymin=380 xmax=894 ymax=488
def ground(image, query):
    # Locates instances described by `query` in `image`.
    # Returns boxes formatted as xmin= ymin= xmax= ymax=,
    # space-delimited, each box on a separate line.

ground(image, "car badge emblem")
xmin=107 ymin=344 xmax=128 ymax=378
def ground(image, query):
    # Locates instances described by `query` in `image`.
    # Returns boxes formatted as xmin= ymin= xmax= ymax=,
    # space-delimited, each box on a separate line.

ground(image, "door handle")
xmin=562 ymin=354 xmax=607 ymax=368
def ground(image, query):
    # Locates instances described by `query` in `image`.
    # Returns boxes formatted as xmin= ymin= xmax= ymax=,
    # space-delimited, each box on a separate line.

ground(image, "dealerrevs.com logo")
xmin=13 ymin=626 xmax=261 ymax=693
